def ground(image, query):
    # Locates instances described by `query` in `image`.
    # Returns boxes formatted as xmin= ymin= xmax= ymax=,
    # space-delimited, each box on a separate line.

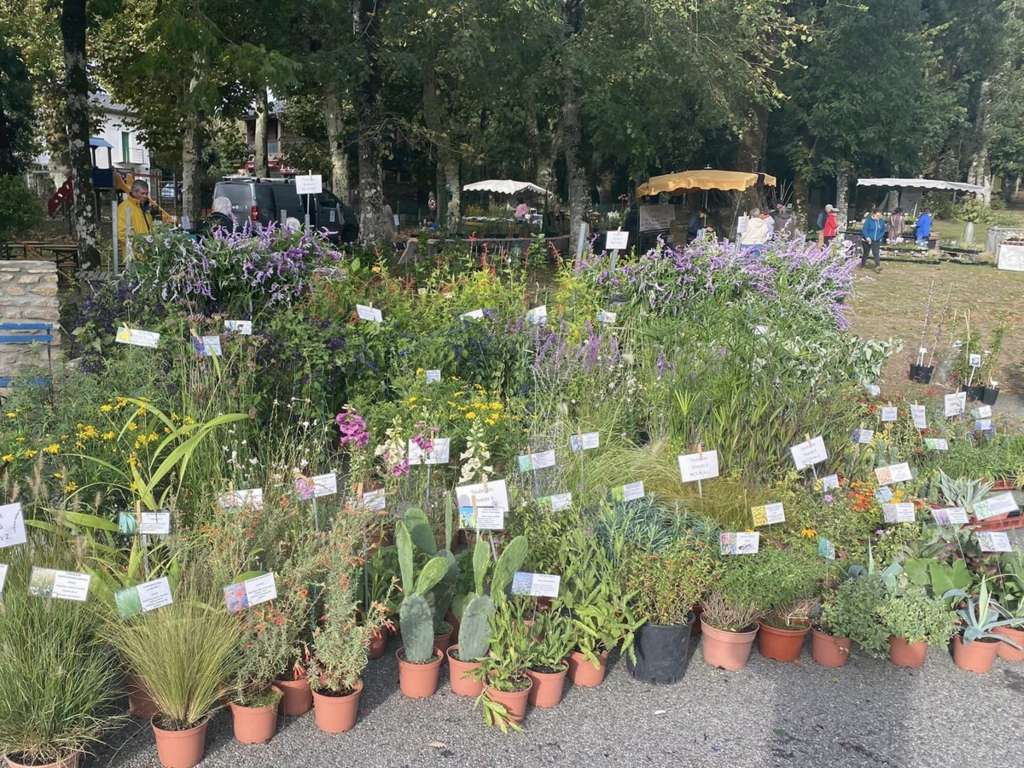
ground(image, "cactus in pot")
xmin=396 ymin=520 xmax=451 ymax=664
xmin=456 ymin=535 xmax=528 ymax=662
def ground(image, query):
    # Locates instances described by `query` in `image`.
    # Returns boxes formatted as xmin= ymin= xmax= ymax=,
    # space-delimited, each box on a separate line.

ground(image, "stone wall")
xmin=0 ymin=260 xmax=60 ymax=384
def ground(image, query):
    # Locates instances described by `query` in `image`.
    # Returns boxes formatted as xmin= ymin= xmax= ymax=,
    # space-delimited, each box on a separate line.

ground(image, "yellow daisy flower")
xmin=44 ymin=443 xmax=60 ymax=455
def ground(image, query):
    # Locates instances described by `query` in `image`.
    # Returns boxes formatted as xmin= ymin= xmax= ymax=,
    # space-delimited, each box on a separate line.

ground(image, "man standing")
xmin=117 ymin=179 xmax=173 ymax=261
xmin=861 ymin=208 xmax=886 ymax=270
xmin=915 ymin=208 xmax=933 ymax=246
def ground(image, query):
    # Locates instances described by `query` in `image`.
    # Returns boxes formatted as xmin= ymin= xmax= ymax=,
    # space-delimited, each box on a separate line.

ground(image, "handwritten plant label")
xmin=456 ymin=480 xmax=509 ymax=530
xmin=460 ymin=308 xmax=485 ymax=320
xmin=880 ymin=406 xmax=898 ymax=423
xmin=875 ymin=486 xmax=894 ymax=503
xmin=29 ymin=568 xmax=91 ymax=601
xmin=875 ymin=462 xmax=912 ymax=486
xmin=139 ymin=511 xmax=171 ymax=535
xmin=511 ymin=572 xmax=561 ymax=598
xmin=720 ymin=532 xmax=759 ymax=555
xmin=408 ymin=438 xmax=450 ymax=466
xmin=944 ymin=392 xmax=967 ymax=418
xmin=224 ymin=319 xmax=253 ymax=335
xmin=790 ymin=436 xmax=827 ymax=470
xmin=115 ymin=577 xmax=173 ymax=618
xmin=973 ymin=492 xmax=1019 ymax=520
xmin=0 ymin=563 xmax=6 ymax=595
xmin=569 ymin=432 xmax=600 ymax=452
xmin=356 ymin=304 xmax=383 ymax=323
xmin=751 ymin=502 xmax=785 ymax=527
xmin=852 ymin=428 xmax=874 ymax=445
xmin=975 ymin=418 xmax=993 ymax=432
xmin=0 ymin=503 xmax=27 ymax=548
xmin=977 ymin=532 xmax=1012 ymax=553
xmin=193 ymin=335 xmax=222 ymax=357
xmin=596 ymin=310 xmax=617 ymax=324
xmin=218 ymin=488 xmax=263 ymax=510
xmin=611 ymin=481 xmax=645 ymax=503
xmin=540 ymin=492 xmax=573 ymax=512
xmin=931 ymin=506 xmax=968 ymax=525
xmin=425 ymin=369 xmax=442 ymax=383
xmin=526 ymin=305 xmax=548 ymax=325
xmin=820 ymin=474 xmax=840 ymax=492
xmin=115 ymin=327 xmax=160 ymax=348
xmin=362 ymin=488 xmax=386 ymax=512
xmin=969 ymin=353 xmax=982 ymax=368
xmin=294 ymin=174 xmax=323 ymax=195
xmin=605 ymin=230 xmax=629 ymax=250
xmin=910 ymin=404 xmax=927 ymax=430
xmin=678 ymin=449 xmax=720 ymax=483
xmin=883 ymin=503 xmax=916 ymax=523
xmin=924 ymin=438 xmax=949 ymax=451
xmin=818 ymin=537 xmax=836 ymax=560
xmin=973 ymin=405 xmax=993 ymax=419
xmin=517 ymin=449 xmax=556 ymax=472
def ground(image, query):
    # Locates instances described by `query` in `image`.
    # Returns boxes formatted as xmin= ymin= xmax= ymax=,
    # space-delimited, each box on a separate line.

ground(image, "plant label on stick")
xmin=923 ymin=438 xmax=949 ymax=451
xmin=973 ymin=405 xmax=993 ymax=419
xmin=425 ymin=369 xmax=442 ymax=383
xmin=526 ymin=305 xmax=548 ymax=325
xmin=541 ymin=492 xmax=573 ymax=512
xmin=944 ymin=392 xmax=967 ymax=418
xmin=356 ymin=304 xmax=383 ymax=323
xmin=751 ymin=502 xmax=785 ymax=527
xmin=115 ymin=576 xmax=173 ymax=618
xmin=408 ymin=438 xmax=450 ymax=465
xmin=977 ymin=532 xmax=1012 ymax=553
xmin=973 ymin=492 xmax=1018 ymax=520
xmin=875 ymin=462 xmax=912 ymax=486
xmin=218 ymin=488 xmax=263 ymax=510
xmin=456 ymin=480 xmax=509 ymax=529
xmin=29 ymin=567 xmax=91 ymax=601
xmin=719 ymin=532 xmax=759 ymax=555
xmin=193 ymin=335 xmax=222 ymax=357
xmin=596 ymin=310 xmax=617 ymax=325
xmin=611 ymin=481 xmax=645 ymax=503
xmin=517 ymin=448 xmax=556 ymax=472
xmin=224 ymin=573 xmax=277 ymax=613
xmin=224 ymin=319 xmax=253 ymax=335
xmin=851 ymin=428 xmax=874 ymax=445
xmin=818 ymin=537 xmax=836 ymax=560
xmin=569 ymin=432 xmax=600 ymax=452
xmin=931 ymin=506 xmax=968 ymax=525
xmin=0 ymin=502 xmax=27 ymax=548
xmin=975 ymin=418 xmax=992 ymax=432
xmin=115 ymin=327 xmax=160 ymax=348
xmin=511 ymin=572 xmax=561 ymax=598
xmin=820 ymin=474 xmax=840 ymax=492
xmin=969 ymin=353 xmax=982 ymax=368
xmin=0 ymin=563 xmax=6 ymax=595
xmin=875 ymin=486 xmax=894 ymax=503
xmin=883 ymin=503 xmax=916 ymax=523
xmin=678 ymin=449 xmax=719 ymax=482
xmin=139 ymin=511 xmax=171 ymax=535
xmin=460 ymin=308 xmax=485 ymax=320
xmin=605 ymin=230 xmax=629 ymax=250
xmin=362 ymin=488 xmax=386 ymax=512
xmin=294 ymin=174 xmax=323 ymax=195
xmin=310 ymin=472 xmax=338 ymax=498
xmin=880 ymin=406 xmax=897 ymax=423
xmin=910 ymin=404 xmax=927 ymax=430
xmin=790 ymin=435 xmax=827 ymax=470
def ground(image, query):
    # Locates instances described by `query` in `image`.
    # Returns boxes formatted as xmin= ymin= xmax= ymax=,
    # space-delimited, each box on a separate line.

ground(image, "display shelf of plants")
xmin=2 ymin=225 xmax=1023 ymax=768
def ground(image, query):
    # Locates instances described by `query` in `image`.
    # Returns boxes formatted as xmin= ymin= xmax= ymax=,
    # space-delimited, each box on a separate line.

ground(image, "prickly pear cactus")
xmin=400 ymin=593 xmax=435 ymax=663
xmin=458 ymin=594 xmax=494 ymax=661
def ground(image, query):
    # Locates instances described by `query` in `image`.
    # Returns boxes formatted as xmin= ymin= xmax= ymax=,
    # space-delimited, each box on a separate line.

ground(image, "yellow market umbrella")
xmin=636 ymin=169 xmax=777 ymax=197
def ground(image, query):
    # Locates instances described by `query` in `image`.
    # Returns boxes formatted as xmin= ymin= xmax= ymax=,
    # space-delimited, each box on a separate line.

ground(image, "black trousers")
xmin=861 ymin=240 xmax=880 ymax=266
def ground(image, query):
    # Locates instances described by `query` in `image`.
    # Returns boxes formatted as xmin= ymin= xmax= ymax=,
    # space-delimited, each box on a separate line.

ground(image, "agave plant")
xmin=944 ymin=576 xmax=1024 ymax=647
xmin=938 ymin=471 xmax=993 ymax=518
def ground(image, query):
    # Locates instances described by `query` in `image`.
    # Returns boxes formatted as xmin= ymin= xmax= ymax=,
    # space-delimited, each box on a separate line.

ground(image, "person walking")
xmin=819 ymin=204 xmax=838 ymax=246
xmin=861 ymin=208 xmax=886 ymax=270
xmin=915 ymin=208 xmax=933 ymax=247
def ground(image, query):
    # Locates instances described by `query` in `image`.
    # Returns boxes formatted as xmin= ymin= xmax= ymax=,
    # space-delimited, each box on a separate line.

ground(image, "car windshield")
xmin=214 ymin=183 xmax=252 ymax=219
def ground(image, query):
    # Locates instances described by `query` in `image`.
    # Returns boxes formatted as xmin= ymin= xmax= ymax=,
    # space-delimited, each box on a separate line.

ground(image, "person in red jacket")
xmin=821 ymin=204 xmax=838 ymax=245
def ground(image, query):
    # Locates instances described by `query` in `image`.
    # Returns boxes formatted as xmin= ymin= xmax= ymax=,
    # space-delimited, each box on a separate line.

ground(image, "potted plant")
xmin=815 ymin=573 xmax=889 ymax=667
xmin=396 ymin=507 xmax=460 ymax=656
xmin=944 ymin=576 xmax=1023 ymax=674
xmin=475 ymin=596 xmax=534 ymax=731
xmin=876 ymin=586 xmax=957 ymax=668
xmin=994 ymin=554 xmax=1024 ymax=661
xmin=742 ymin=547 xmax=823 ymax=663
xmin=360 ymin=545 xmax=400 ymax=660
xmin=977 ymin=325 xmax=1005 ymax=405
xmin=620 ymin=535 xmax=718 ymax=682
xmin=526 ymin=607 xmax=574 ymax=708
xmin=699 ymin=590 xmax=760 ymax=672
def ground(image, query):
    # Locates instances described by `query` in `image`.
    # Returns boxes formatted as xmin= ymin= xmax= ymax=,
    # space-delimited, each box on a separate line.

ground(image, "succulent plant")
xmin=456 ymin=536 xmax=528 ymax=661
xmin=396 ymin=520 xmax=450 ymax=664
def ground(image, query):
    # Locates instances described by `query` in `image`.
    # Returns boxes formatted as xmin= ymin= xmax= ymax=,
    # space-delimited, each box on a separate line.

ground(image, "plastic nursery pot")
xmin=485 ymin=678 xmax=534 ymax=723
xmin=312 ymin=680 xmax=363 ymax=734
xmin=276 ymin=674 xmax=313 ymax=716
xmin=626 ymin=617 xmax=696 ymax=684
xmin=447 ymin=645 xmax=484 ymax=697
xmin=889 ymin=636 xmax=927 ymax=669
xmin=700 ymin=619 xmax=758 ymax=672
xmin=397 ymin=647 xmax=444 ymax=699
xmin=368 ymin=628 xmax=388 ymax=660
xmin=151 ymin=716 xmax=209 ymax=768
xmin=229 ymin=686 xmax=282 ymax=744
xmin=994 ymin=627 xmax=1024 ymax=662
xmin=952 ymin=636 xmax=1000 ymax=674
xmin=961 ymin=384 xmax=985 ymax=402
xmin=4 ymin=753 xmax=79 ymax=768
xmin=126 ymin=673 xmax=159 ymax=719
xmin=432 ymin=627 xmax=453 ymax=656
xmin=811 ymin=629 xmax=851 ymax=669
xmin=526 ymin=662 xmax=568 ymax=708
xmin=908 ymin=364 xmax=934 ymax=384
xmin=567 ymin=650 xmax=609 ymax=688
xmin=981 ymin=387 xmax=1000 ymax=406
xmin=757 ymin=620 xmax=811 ymax=663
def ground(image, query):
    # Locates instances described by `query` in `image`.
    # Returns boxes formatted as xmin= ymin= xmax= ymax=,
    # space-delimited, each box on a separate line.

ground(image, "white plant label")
xmin=977 ymin=532 xmax=1012 ymax=553
xmin=752 ymin=502 xmax=785 ymax=527
xmin=425 ymin=369 xmax=442 ymax=383
xmin=408 ymin=438 xmax=450 ymax=466
xmin=820 ymin=474 xmax=840 ymax=492
xmin=790 ymin=436 xmax=827 ymax=470
xmin=924 ymin=438 xmax=949 ymax=451
xmin=880 ymin=406 xmax=898 ymax=423
xmin=224 ymin=319 xmax=253 ymax=335
xmin=456 ymin=480 xmax=509 ymax=530
xmin=542 ymin=492 xmax=573 ymax=512
xmin=596 ymin=310 xmax=617 ymax=324
xmin=910 ymin=404 xmax=927 ymax=430
xmin=0 ymin=503 xmax=27 ymax=548
xmin=362 ymin=488 xmax=386 ymax=512
xmin=225 ymin=572 xmax=278 ymax=613
xmin=115 ymin=327 xmax=160 ymax=348
xmin=356 ymin=304 xmax=383 ymax=323
xmin=613 ymin=481 xmax=645 ymax=503
xmin=511 ymin=571 xmax=561 ymax=598
xmin=931 ymin=506 xmax=968 ymax=525
xmin=570 ymin=432 xmax=600 ymax=452
xmin=29 ymin=567 xmax=91 ymax=601
xmin=975 ymin=418 xmax=992 ymax=432
xmin=526 ymin=305 xmax=548 ymax=325
xmin=875 ymin=462 xmax=912 ymax=486
xmin=116 ymin=576 xmax=173 ymax=617
xmin=139 ymin=511 xmax=171 ymax=535
xmin=969 ymin=353 xmax=982 ymax=368
xmin=196 ymin=335 xmax=222 ymax=357
xmin=678 ymin=450 xmax=720 ymax=483
xmin=460 ymin=309 xmax=485 ymax=320
xmin=517 ymin=449 xmax=556 ymax=472
xmin=883 ymin=502 xmax=916 ymax=523
xmin=944 ymin=392 xmax=967 ymax=418
xmin=311 ymin=472 xmax=338 ymax=498
xmin=218 ymin=487 xmax=263 ymax=510
xmin=0 ymin=563 xmax=6 ymax=595
xmin=875 ymin=486 xmax=894 ymax=503
xmin=852 ymin=428 xmax=874 ymax=445
xmin=973 ymin=492 xmax=1018 ymax=520
xmin=294 ymin=174 xmax=323 ymax=195
xmin=720 ymin=532 xmax=760 ymax=555
xmin=973 ymin=405 xmax=993 ymax=419
xmin=605 ymin=230 xmax=629 ymax=250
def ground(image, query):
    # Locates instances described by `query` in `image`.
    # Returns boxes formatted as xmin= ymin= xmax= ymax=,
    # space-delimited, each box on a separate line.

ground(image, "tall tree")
xmin=0 ymin=40 xmax=35 ymax=174
xmin=351 ymin=0 xmax=388 ymax=244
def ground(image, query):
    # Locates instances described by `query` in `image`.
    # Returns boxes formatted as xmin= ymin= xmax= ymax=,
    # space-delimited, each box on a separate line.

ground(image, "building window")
xmin=121 ymin=131 xmax=131 ymax=164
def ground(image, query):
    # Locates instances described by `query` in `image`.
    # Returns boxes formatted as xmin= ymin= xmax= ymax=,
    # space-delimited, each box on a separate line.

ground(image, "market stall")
xmin=461 ymin=179 xmax=551 ymax=236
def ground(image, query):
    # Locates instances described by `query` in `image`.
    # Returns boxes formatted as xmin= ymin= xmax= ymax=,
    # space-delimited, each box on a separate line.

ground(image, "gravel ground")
xmin=93 ymin=634 xmax=1024 ymax=768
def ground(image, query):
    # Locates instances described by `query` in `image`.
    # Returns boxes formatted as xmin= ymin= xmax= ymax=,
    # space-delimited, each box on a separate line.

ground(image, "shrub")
xmin=620 ymin=535 xmax=719 ymax=625
xmin=0 ymin=175 xmax=43 ymax=240
xmin=819 ymin=575 xmax=890 ymax=656
xmin=876 ymin=587 xmax=958 ymax=646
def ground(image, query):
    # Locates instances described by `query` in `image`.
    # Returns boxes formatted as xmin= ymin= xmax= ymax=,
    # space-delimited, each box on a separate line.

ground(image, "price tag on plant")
xmin=425 ymin=369 xmax=441 ymax=383
xmin=612 ymin=481 xmax=645 ymax=503
xmin=29 ymin=567 xmax=91 ymax=601
xmin=224 ymin=319 xmax=253 ymax=335
xmin=408 ymin=438 xmax=450 ymax=466
xmin=944 ymin=392 xmax=967 ymax=418
xmin=460 ymin=308 xmax=485 ymax=320
xmin=875 ymin=486 xmax=894 ymax=503
xmin=880 ymin=406 xmax=898 ymax=423
xmin=875 ymin=462 xmax=912 ymax=486
xmin=139 ymin=511 xmax=171 ymax=535
xmin=969 ymin=353 xmax=982 ymax=368
xmin=596 ymin=310 xmax=617 ymax=324
xmin=569 ymin=432 xmax=600 ymax=452
xmin=218 ymin=487 xmax=263 ymax=510
xmin=720 ymin=532 xmax=759 ymax=555
xmin=115 ymin=576 xmax=173 ymax=618
xmin=511 ymin=572 xmax=561 ymax=598
xmin=973 ymin=492 xmax=1018 ymax=520
xmin=820 ymin=474 xmax=840 ymax=492
xmin=923 ymin=438 xmax=949 ymax=451
xmin=605 ymin=230 xmax=629 ymax=250
xmin=883 ymin=503 xmax=916 ymax=523
xmin=224 ymin=572 xmax=277 ymax=613
xmin=977 ymin=532 xmax=1012 ymax=552
xmin=517 ymin=448 xmax=556 ymax=472
xmin=193 ymin=335 xmax=222 ymax=357
xmin=790 ymin=435 xmax=827 ymax=470
xmin=751 ymin=502 xmax=785 ymax=527
xmin=910 ymin=404 xmax=927 ymax=430
xmin=362 ymin=488 xmax=386 ymax=512
xmin=678 ymin=449 xmax=719 ymax=483
xmin=115 ymin=327 xmax=160 ymax=348
xmin=0 ymin=503 xmax=27 ymax=549
xmin=851 ymin=428 xmax=874 ymax=445
xmin=931 ymin=506 xmax=968 ymax=525
xmin=541 ymin=493 xmax=573 ymax=512
xmin=818 ymin=537 xmax=836 ymax=560
xmin=356 ymin=304 xmax=383 ymax=323
xmin=456 ymin=480 xmax=509 ymax=529
xmin=526 ymin=305 xmax=548 ymax=325
xmin=0 ymin=563 xmax=7 ymax=595
xmin=973 ymin=405 xmax=993 ymax=419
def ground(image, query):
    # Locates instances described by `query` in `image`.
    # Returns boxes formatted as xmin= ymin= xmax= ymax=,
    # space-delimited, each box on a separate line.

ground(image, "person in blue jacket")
xmin=915 ymin=208 xmax=933 ymax=246
xmin=861 ymin=208 xmax=887 ymax=270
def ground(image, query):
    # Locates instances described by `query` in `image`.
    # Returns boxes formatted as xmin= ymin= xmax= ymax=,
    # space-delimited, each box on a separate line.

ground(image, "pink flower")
xmin=391 ymin=458 xmax=409 ymax=477
xmin=335 ymin=406 xmax=369 ymax=448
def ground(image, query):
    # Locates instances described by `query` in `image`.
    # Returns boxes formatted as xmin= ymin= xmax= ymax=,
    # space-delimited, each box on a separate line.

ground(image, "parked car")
xmin=210 ymin=177 xmax=359 ymax=243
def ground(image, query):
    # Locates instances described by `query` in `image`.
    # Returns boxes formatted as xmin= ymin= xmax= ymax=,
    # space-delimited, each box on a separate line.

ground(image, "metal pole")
xmin=111 ymin=197 xmax=119 ymax=274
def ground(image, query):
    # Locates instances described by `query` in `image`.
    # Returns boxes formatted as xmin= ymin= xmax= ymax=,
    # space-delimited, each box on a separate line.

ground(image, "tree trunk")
xmin=967 ymin=79 xmax=992 ymax=205
xmin=352 ymin=0 xmax=387 ymax=244
xmin=253 ymin=86 xmax=269 ymax=177
xmin=561 ymin=0 xmax=588 ymax=263
xmin=735 ymin=105 xmax=768 ymax=211
xmin=59 ymin=0 xmax=99 ymax=268
xmin=422 ymin=63 xmax=460 ymax=232
xmin=835 ymin=168 xmax=849 ymax=232
xmin=181 ymin=99 xmax=201 ymax=227
xmin=323 ymin=84 xmax=349 ymax=202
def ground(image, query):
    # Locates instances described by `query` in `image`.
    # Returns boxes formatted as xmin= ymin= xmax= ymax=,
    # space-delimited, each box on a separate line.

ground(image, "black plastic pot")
xmin=962 ymin=384 xmax=985 ymax=402
xmin=626 ymin=615 xmax=695 ymax=684
xmin=908 ymin=364 xmax=934 ymax=384
xmin=981 ymin=387 xmax=1000 ymax=406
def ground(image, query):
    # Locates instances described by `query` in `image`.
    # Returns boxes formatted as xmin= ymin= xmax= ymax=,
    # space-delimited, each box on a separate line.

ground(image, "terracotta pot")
xmin=700 ymin=619 xmax=758 ymax=672
xmin=952 ymin=635 xmax=999 ymax=674
xmin=311 ymin=680 xmax=363 ymax=733
xmin=445 ymin=610 xmax=461 ymax=640
xmin=889 ymin=636 xmax=927 ymax=668
xmin=446 ymin=645 xmax=484 ymax=697
xmin=151 ymin=716 xmax=208 ymax=768
xmin=276 ymin=675 xmax=313 ymax=716
xmin=397 ymin=647 xmax=444 ymax=699
xmin=567 ymin=650 xmax=609 ymax=687
xmin=485 ymin=678 xmax=533 ymax=723
xmin=757 ymin=621 xmax=810 ymax=662
xmin=4 ymin=752 xmax=79 ymax=768
xmin=126 ymin=673 xmax=159 ymax=719
xmin=229 ymin=687 xmax=281 ymax=744
xmin=432 ymin=628 xmax=453 ymax=656
xmin=526 ymin=663 xmax=568 ymax=708
xmin=811 ymin=629 xmax=851 ymax=668
xmin=368 ymin=628 xmax=388 ymax=660
xmin=994 ymin=626 xmax=1024 ymax=662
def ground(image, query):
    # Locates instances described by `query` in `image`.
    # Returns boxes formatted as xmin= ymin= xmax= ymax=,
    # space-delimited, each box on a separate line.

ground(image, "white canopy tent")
xmin=462 ymin=179 xmax=552 ymax=196
xmin=857 ymin=178 xmax=985 ymax=194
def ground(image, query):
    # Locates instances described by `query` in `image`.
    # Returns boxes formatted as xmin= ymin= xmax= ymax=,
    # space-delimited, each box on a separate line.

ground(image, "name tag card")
xmin=460 ymin=309 xmax=485 ymax=320
xmin=115 ymin=327 xmax=160 ymax=348
xmin=944 ymin=392 xmax=966 ymax=418
xmin=880 ymin=407 xmax=898 ymax=423
xmin=910 ymin=404 xmax=927 ymax=430
xmin=456 ymin=480 xmax=509 ymax=530
xmin=818 ymin=537 xmax=836 ymax=560
xmin=425 ymin=369 xmax=442 ymax=383
xmin=931 ymin=506 xmax=968 ymax=525
xmin=540 ymin=492 xmax=573 ymax=512
xmin=973 ymin=405 xmax=993 ymax=419
xmin=791 ymin=436 xmax=827 ymax=470
xmin=356 ymin=304 xmax=383 ymax=323
xmin=720 ymin=532 xmax=759 ymax=555
xmin=194 ymin=335 xmax=222 ymax=357
xmin=526 ymin=305 xmax=548 ymax=325
xmin=973 ymin=492 xmax=1019 ymax=520
xmin=820 ymin=474 xmax=840 ymax=492
xmin=752 ymin=502 xmax=785 ymax=526
xmin=511 ymin=572 xmax=561 ymax=598
xmin=977 ymin=532 xmax=1012 ymax=552
xmin=678 ymin=450 xmax=720 ymax=482
xmin=883 ymin=502 xmax=916 ymax=523
xmin=294 ymin=174 xmax=323 ymax=195
xmin=975 ymin=419 xmax=992 ymax=432
xmin=924 ymin=438 xmax=949 ymax=451
xmin=225 ymin=319 xmax=253 ymax=335
xmin=852 ymin=428 xmax=874 ymax=445
xmin=570 ymin=432 xmax=600 ymax=452
xmin=612 ymin=481 xmax=645 ymax=503
xmin=311 ymin=472 xmax=338 ymax=498
xmin=224 ymin=573 xmax=277 ymax=613
xmin=596 ymin=310 xmax=617 ymax=324
xmin=969 ymin=353 xmax=983 ymax=368
xmin=605 ymin=230 xmax=629 ymax=250
xmin=0 ymin=503 xmax=27 ymax=548
xmin=139 ymin=511 xmax=171 ymax=535
xmin=218 ymin=488 xmax=264 ymax=510
xmin=362 ymin=488 xmax=386 ymax=512
xmin=875 ymin=462 xmax=912 ymax=486
xmin=875 ymin=486 xmax=894 ymax=503
xmin=116 ymin=576 xmax=173 ymax=618
xmin=517 ymin=449 xmax=556 ymax=472
xmin=29 ymin=567 xmax=91 ymax=601
xmin=408 ymin=438 xmax=451 ymax=466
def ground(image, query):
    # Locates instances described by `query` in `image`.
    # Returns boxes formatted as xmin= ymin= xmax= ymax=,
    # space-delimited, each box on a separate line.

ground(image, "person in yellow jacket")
xmin=117 ymin=180 xmax=174 ymax=260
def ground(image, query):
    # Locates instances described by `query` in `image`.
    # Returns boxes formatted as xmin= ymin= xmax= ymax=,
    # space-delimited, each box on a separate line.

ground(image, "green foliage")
xmin=399 ymin=593 xmax=435 ymax=664
xmin=528 ymin=609 xmax=575 ymax=673
xmin=0 ymin=174 xmax=43 ymax=240
xmin=820 ymin=575 xmax=889 ymax=657
xmin=718 ymin=545 xmax=825 ymax=624
xmin=875 ymin=587 xmax=957 ymax=647
xmin=620 ymin=535 xmax=719 ymax=625
xmin=946 ymin=576 xmax=1023 ymax=645
xmin=458 ymin=594 xmax=495 ymax=662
